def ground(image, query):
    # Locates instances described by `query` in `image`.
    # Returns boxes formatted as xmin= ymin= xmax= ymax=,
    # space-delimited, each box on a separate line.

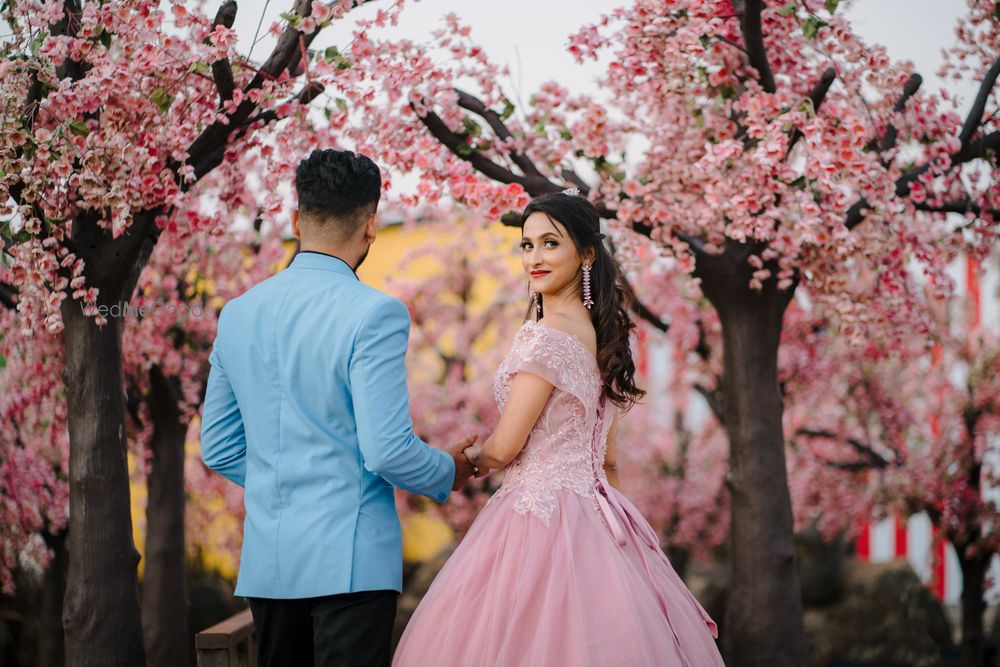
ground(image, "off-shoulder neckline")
xmin=522 ymin=320 xmax=599 ymax=369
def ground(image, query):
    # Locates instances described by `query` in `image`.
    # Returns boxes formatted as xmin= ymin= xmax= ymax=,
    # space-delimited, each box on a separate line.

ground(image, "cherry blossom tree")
xmin=323 ymin=1 xmax=1000 ymax=662
xmin=1 ymin=175 xmax=285 ymax=666
xmin=121 ymin=221 xmax=285 ymax=666
xmin=783 ymin=282 xmax=1000 ymax=667
xmin=0 ymin=0 xmax=387 ymax=662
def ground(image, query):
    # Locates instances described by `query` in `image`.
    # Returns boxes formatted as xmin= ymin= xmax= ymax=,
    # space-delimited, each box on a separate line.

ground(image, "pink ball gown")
xmin=393 ymin=320 xmax=725 ymax=667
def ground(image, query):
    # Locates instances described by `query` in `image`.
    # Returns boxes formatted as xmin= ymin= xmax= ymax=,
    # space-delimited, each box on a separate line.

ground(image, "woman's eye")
xmin=544 ymin=240 xmax=558 ymax=247
xmin=520 ymin=242 xmax=532 ymax=250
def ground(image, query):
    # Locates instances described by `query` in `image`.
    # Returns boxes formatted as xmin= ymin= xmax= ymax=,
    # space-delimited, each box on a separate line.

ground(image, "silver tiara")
xmin=561 ymin=187 xmax=580 ymax=196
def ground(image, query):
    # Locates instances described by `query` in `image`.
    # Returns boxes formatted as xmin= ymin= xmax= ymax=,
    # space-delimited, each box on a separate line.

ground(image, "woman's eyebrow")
xmin=521 ymin=232 xmax=561 ymax=241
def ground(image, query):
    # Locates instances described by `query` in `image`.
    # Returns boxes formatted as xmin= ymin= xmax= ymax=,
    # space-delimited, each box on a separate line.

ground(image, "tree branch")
xmin=960 ymin=54 xmax=1000 ymax=147
xmin=786 ymin=67 xmax=836 ymax=156
xmin=694 ymin=383 xmax=726 ymax=424
xmin=915 ymin=198 xmax=1000 ymax=220
xmin=713 ymin=34 xmax=749 ymax=56
xmin=186 ymin=0 xmax=319 ymax=177
xmin=879 ymin=73 xmax=922 ymax=153
xmin=735 ymin=0 xmax=776 ymax=93
xmin=243 ymin=81 xmax=325 ymax=128
xmin=846 ymin=130 xmax=1000 ymax=230
xmin=415 ymin=104 xmax=566 ymax=197
xmin=454 ymin=88 xmax=546 ymax=180
xmin=632 ymin=297 xmax=669 ymax=332
xmin=211 ymin=1 xmax=238 ymax=105
xmin=0 ymin=282 xmax=17 ymax=310
xmin=795 ymin=427 xmax=893 ymax=468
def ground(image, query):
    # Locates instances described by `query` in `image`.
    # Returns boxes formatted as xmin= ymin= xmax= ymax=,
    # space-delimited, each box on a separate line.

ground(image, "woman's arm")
xmin=467 ymin=371 xmax=555 ymax=470
xmin=604 ymin=409 xmax=620 ymax=489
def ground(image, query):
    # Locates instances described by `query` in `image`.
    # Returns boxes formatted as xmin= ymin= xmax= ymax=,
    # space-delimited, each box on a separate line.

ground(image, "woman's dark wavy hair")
xmin=520 ymin=192 xmax=646 ymax=412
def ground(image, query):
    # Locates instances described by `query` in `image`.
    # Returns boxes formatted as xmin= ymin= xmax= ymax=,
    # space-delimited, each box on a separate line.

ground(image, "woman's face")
xmin=521 ymin=211 xmax=582 ymax=297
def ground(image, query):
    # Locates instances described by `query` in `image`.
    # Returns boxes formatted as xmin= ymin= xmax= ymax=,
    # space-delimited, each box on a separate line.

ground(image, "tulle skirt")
xmin=392 ymin=485 xmax=725 ymax=667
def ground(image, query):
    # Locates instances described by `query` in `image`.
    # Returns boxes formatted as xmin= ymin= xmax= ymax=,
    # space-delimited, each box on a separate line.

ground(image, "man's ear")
xmin=363 ymin=210 xmax=377 ymax=243
xmin=291 ymin=209 xmax=301 ymax=240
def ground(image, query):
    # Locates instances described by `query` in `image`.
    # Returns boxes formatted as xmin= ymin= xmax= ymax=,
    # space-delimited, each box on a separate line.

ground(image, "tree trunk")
xmin=141 ymin=366 xmax=190 ymax=667
xmin=696 ymin=247 xmax=805 ymax=667
xmin=38 ymin=530 xmax=68 ymax=667
xmin=957 ymin=548 xmax=988 ymax=667
xmin=60 ymin=294 xmax=146 ymax=665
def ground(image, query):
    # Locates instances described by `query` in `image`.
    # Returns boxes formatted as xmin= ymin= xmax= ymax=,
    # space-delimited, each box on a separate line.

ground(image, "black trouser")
xmin=247 ymin=590 xmax=398 ymax=667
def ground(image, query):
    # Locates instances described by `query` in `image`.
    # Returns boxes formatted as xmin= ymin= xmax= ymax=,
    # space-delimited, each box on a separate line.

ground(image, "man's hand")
xmin=447 ymin=434 xmax=479 ymax=491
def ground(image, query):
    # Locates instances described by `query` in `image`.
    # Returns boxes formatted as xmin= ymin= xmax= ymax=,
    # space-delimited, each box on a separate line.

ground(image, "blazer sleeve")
xmin=200 ymin=316 xmax=248 ymax=487
xmin=349 ymin=297 xmax=455 ymax=503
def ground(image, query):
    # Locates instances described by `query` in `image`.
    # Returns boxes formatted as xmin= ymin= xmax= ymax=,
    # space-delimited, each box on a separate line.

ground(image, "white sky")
xmin=229 ymin=0 xmax=978 ymax=115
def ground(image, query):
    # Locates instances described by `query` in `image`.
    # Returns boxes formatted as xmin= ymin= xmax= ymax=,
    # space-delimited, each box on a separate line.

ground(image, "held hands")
xmin=462 ymin=444 xmax=489 ymax=479
xmin=447 ymin=434 xmax=482 ymax=491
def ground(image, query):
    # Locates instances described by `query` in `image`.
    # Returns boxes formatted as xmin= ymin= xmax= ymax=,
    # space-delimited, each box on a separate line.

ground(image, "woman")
xmin=393 ymin=190 xmax=724 ymax=666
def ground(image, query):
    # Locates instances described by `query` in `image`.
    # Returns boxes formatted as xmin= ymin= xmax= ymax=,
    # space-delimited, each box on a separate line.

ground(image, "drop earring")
xmin=530 ymin=287 xmax=542 ymax=318
xmin=582 ymin=263 xmax=594 ymax=310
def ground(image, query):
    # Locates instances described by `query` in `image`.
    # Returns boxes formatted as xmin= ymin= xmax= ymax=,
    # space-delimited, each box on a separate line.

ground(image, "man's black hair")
xmin=295 ymin=149 xmax=382 ymax=237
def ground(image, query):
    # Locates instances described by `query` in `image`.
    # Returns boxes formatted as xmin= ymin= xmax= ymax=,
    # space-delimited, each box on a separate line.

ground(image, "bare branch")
xmin=735 ymin=0 xmax=776 ymax=93
xmin=960 ymin=54 xmax=1000 ymax=147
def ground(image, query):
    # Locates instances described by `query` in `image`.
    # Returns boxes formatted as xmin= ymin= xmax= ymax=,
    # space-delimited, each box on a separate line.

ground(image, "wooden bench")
xmin=195 ymin=608 xmax=256 ymax=667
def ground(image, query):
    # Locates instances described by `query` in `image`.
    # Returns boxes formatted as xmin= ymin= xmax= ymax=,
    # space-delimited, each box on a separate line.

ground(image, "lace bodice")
xmin=488 ymin=321 xmax=616 ymax=524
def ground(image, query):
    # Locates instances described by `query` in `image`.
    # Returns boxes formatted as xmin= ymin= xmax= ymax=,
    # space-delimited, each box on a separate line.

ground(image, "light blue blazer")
xmin=200 ymin=250 xmax=456 ymax=599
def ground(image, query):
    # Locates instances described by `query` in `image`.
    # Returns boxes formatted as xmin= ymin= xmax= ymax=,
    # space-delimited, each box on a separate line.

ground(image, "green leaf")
xmin=280 ymin=11 xmax=302 ymax=28
xmin=559 ymin=129 xmax=572 ymax=141
xmin=150 ymin=87 xmax=173 ymax=113
xmin=825 ymin=0 xmax=839 ymax=13
xmin=1 ymin=220 xmax=32 ymax=246
xmin=802 ymin=16 xmax=826 ymax=39
xmin=322 ymin=45 xmax=352 ymax=70
xmin=500 ymin=98 xmax=515 ymax=121
xmin=699 ymin=34 xmax=711 ymax=49
xmin=28 ymin=31 xmax=48 ymax=56
xmin=67 ymin=119 xmax=89 ymax=136
xmin=456 ymin=142 xmax=473 ymax=157
xmin=777 ymin=3 xmax=796 ymax=16
xmin=323 ymin=106 xmax=331 ymax=121
xmin=99 ymin=28 xmax=112 ymax=49
xmin=0 ymin=354 xmax=6 ymax=370
xmin=461 ymin=117 xmax=482 ymax=138
xmin=334 ymin=97 xmax=347 ymax=111
xmin=995 ymin=2 xmax=1000 ymax=20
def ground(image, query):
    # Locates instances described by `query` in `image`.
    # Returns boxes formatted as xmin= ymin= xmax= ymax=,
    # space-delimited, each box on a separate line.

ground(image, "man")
xmin=200 ymin=149 xmax=479 ymax=666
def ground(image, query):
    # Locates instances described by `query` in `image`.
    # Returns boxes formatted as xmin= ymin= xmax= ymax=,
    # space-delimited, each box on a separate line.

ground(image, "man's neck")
xmin=299 ymin=244 xmax=359 ymax=270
